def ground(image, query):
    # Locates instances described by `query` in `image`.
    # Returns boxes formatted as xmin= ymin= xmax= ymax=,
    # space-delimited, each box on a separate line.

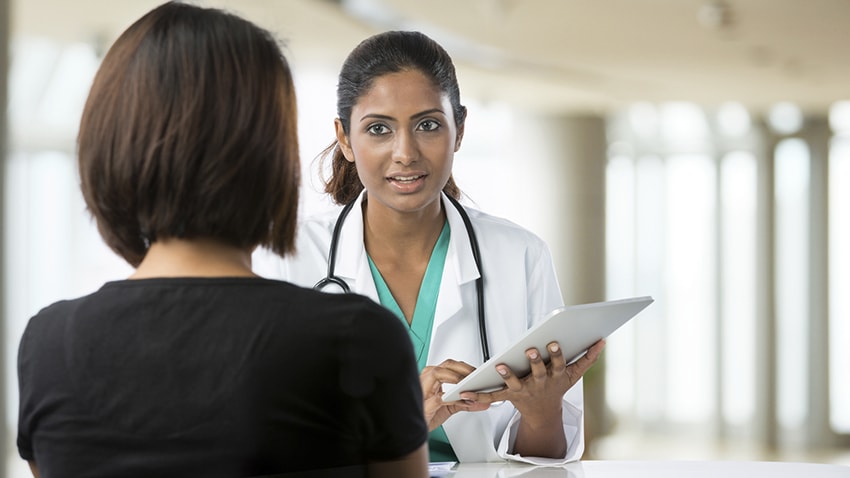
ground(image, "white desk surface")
xmin=441 ymin=460 xmax=850 ymax=477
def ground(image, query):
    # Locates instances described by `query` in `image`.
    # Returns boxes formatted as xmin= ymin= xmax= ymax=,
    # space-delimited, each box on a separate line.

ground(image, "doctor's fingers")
xmin=547 ymin=341 xmax=568 ymax=374
xmin=462 ymin=367 xmax=521 ymax=405
xmin=525 ymin=347 xmax=549 ymax=380
xmin=420 ymin=363 xmax=474 ymax=391
xmin=564 ymin=339 xmax=606 ymax=383
xmin=423 ymin=395 xmax=451 ymax=431
xmin=432 ymin=359 xmax=477 ymax=376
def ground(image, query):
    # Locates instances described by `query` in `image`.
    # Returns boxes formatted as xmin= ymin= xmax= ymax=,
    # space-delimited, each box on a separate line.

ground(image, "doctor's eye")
xmin=366 ymin=123 xmax=391 ymax=136
xmin=417 ymin=119 xmax=441 ymax=132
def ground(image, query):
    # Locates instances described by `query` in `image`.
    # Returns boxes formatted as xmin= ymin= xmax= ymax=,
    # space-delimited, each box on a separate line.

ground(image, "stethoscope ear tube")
xmin=315 ymin=195 xmax=490 ymax=363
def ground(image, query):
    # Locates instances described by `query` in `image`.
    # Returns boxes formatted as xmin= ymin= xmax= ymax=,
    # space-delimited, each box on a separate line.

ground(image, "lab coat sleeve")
xmin=496 ymin=379 xmax=586 ymax=465
xmin=495 ymin=234 xmax=586 ymax=464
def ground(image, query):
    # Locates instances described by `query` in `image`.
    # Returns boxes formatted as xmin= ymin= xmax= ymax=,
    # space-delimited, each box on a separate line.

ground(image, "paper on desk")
xmin=429 ymin=461 xmax=456 ymax=477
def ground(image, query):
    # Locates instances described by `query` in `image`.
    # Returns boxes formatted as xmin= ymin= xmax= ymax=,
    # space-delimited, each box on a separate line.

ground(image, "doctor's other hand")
xmin=460 ymin=339 xmax=606 ymax=420
xmin=420 ymin=359 xmax=490 ymax=431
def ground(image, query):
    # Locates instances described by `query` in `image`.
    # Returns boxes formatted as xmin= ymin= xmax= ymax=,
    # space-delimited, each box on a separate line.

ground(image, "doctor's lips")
xmin=387 ymin=174 xmax=427 ymax=183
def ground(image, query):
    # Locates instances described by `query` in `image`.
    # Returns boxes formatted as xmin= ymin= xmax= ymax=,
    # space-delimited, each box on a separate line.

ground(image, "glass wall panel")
xmin=720 ymin=152 xmax=757 ymax=426
xmin=664 ymin=154 xmax=717 ymax=423
xmin=605 ymin=155 xmax=636 ymax=415
xmin=633 ymin=156 xmax=667 ymax=423
xmin=773 ymin=138 xmax=810 ymax=430
xmin=828 ymin=136 xmax=850 ymax=433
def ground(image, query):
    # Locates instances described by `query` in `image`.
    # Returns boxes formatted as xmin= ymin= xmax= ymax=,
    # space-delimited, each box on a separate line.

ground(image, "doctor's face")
xmin=336 ymin=69 xmax=464 ymax=217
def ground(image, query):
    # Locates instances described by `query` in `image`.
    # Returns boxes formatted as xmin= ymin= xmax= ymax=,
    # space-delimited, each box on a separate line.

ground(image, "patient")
xmin=16 ymin=2 xmax=428 ymax=477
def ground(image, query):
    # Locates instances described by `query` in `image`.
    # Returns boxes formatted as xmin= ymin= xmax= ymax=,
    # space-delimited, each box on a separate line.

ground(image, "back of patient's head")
xmin=78 ymin=1 xmax=300 ymax=267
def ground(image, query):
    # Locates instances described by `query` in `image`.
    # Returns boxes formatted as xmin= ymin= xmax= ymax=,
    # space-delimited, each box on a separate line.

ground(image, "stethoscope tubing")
xmin=313 ymin=199 xmax=357 ymax=293
xmin=314 ymin=195 xmax=490 ymax=362
xmin=444 ymin=195 xmax=489 ymax=362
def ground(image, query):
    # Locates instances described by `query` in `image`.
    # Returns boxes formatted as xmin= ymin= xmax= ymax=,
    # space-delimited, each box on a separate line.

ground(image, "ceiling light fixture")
xmin=697 ymin=0 xmax=734 ymax=31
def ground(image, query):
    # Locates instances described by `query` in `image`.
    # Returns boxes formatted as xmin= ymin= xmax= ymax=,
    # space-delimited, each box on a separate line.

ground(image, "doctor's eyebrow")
xmin=358 ymin=108 xmax=447 ymax=123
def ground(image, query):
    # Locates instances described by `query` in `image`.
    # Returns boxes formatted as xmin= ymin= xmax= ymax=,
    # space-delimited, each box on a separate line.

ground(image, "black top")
xmin=17 ymin=277 xmax=427 ymax=477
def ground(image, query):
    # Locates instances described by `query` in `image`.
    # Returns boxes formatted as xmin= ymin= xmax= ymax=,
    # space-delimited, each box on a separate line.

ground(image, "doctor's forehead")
xmin=353 ymin=70 xmax=451 ymax=120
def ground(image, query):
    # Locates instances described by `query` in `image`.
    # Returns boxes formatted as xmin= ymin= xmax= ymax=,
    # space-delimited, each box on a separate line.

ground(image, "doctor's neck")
xmin=362 ymin=196 xmax=446 ymax=255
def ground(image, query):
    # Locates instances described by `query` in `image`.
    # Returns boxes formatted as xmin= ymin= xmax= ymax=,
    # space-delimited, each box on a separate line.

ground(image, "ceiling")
xmin=10 ymin=0 xmax=850 ymax=117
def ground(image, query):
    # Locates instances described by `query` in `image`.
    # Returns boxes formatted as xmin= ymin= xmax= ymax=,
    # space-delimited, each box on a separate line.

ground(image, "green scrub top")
xmin=367 ymin=221 xmax=458 ymax=463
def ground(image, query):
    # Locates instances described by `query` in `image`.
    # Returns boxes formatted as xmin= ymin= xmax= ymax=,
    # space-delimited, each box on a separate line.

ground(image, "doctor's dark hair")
xmin=77 ymin=1 xmax=300 ymax=267
xmin=322 ymin=30 xmax=467 ymax=205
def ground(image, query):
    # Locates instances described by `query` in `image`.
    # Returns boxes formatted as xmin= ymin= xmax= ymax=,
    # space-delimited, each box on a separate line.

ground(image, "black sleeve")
xmin=17 ymin=316 xmax=39 ymax=461
xmin=17 ymin=304 xmax=73 ymax=464
xmin=338 ymin=299 xmax=428 ymax=460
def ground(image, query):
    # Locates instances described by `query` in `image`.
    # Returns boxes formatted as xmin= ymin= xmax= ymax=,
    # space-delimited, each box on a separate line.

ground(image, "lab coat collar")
xmin=432 ymin=192 xmax=481 ymax=332
xmin=442 ymin=191 xmax=482 ymax=287
xmin=334 ymin=191 xmax=380 ymax=302
xmin=332 ymin=190 xmax=482 ymax=308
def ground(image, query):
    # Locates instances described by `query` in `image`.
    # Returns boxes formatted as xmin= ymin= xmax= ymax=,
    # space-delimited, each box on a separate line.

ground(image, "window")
xmin=774 ymin=138 xmax=810 ymax=431
xmin=604 ymin=100 xmax=849 ymax=455
xmin=828 ymin=102 xmax=850 ymax=433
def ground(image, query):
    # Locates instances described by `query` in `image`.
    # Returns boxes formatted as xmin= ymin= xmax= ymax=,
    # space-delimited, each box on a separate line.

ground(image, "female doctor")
xmin=280 ymin=30 xmax=605 ymax=464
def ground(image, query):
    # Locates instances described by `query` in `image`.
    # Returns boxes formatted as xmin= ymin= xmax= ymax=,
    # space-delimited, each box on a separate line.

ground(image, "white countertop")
xmin=441 ymin=460 xmax=850 ymax=477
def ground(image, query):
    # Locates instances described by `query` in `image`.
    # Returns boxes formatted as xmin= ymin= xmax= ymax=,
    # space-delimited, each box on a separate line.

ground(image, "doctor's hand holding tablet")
xmin=441 ymin=296 xmax=655 ymax=403
xmin=279 ymin=27 xmax=653 ymax=464
xmin=434 ymin=337 xmax=606 ymax=458
xmin=438 ymin=296 xmax=653 ymax=457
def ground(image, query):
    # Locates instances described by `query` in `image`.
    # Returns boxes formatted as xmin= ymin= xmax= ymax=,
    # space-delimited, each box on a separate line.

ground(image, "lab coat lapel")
xmin=335 ymin=192 xmax=380 ymax=302
xmin=433 ymin=194 xmax=480 ymax=330
xmin=427 ymin=197 xmax=505 ymax=462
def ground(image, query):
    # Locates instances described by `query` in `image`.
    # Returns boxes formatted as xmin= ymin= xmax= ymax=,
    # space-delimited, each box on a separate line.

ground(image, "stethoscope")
xmin=313 ymin=194 xmax=490 ymax=362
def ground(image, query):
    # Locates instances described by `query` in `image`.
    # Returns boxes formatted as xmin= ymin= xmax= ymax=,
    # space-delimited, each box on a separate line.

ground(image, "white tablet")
xmin=441 ymin=296 xmax=654 ymax=402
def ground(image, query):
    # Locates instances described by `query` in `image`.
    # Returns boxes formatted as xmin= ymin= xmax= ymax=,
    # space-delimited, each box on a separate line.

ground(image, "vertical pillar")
xmin=713 ymin=148 xmax=725 ymax=441
xmin=513 ymin=112 xmax=608 ymax=455
xmin=553 ymin=115 xmax=608 ymax=456
xmin=509 ymin=113 xmax=608 ymax=304
xmin=544 ymin=115 xmax=608 ymax=306
xmin=753 ymin=117 xmax=778 ymax=452
xmin=0 ymin=0 xmax=9 ymax=474
xmin=800 ymin=116 xmax=833 ymax=449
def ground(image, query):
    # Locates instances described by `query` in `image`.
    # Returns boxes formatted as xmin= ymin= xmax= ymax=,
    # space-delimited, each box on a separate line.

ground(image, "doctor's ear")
xmin=454 ymin=121 xmax=465 ymax=152
xmin=454 ymin=106 xmax=467 ymax=152
xmin=334 ymin=118 xmax=355 ymax=163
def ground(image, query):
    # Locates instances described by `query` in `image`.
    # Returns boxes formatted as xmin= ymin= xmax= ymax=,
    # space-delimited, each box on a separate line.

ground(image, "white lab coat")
xmin=276 ymin=191 xmax=586 ymax=465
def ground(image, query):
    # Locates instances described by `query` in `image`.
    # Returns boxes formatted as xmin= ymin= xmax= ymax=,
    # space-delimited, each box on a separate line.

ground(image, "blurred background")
xmin=1 ymin=0 xmax=849 ymax=475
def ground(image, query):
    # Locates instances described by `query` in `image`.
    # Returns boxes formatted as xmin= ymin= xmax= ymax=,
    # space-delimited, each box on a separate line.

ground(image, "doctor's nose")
xmin=392 ymin=131 xmax=418 ymax=164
